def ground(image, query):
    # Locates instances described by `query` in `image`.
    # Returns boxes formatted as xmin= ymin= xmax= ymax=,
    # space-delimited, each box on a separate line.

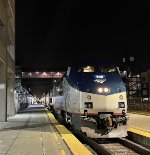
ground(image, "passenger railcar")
xmin=51 ymin=63 xmax=128 ymax=138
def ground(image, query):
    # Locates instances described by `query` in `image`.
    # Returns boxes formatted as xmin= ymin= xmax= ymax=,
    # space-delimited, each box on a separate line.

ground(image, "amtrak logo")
xmin=94 ymin=79 xmax=106 ymax=83
xmin=94 ymin=75 xmax=106 ymax=83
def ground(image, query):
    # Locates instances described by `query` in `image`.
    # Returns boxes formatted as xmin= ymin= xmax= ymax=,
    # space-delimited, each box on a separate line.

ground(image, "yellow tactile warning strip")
xmin=45 ymin=109 xmax=92 ymax=155
xmin=48 ymin=121 xmax=66 ymax=155
xmin=127 ymin=112 xmax=150 ymax=138
xmin=128 ymin=126 xmax=150 ymax=138
xmin=45 ymin=111 xmax=66 ymax=155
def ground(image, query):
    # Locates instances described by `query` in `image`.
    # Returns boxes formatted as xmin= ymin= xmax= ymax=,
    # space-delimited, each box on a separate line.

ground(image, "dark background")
xmin=16 ymin=1 xmax=150 ymax=72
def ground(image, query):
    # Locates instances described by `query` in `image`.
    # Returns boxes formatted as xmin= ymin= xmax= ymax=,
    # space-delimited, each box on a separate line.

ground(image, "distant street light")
xmin=130 ymin=57 xmax=134 ymax=62
xmin=122 ymin=58 xmax=126 ymax=63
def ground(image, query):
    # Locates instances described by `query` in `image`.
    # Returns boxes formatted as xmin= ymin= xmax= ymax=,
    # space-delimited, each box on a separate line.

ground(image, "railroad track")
xmin=52 ymin=112 xmax=150 ymax=155
xmin=73 ymin=130 xmax=150 ymax=155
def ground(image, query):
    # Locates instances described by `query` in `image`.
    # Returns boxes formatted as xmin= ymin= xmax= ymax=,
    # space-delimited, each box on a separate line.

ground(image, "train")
xmin=45 ymin=63 xmax=128 ymax=138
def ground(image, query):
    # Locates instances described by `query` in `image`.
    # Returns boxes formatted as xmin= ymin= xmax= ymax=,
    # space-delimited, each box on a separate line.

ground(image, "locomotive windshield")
xmin=77 ymin=66 xmax=95 ymax=72
xmin=98 ymin=66 xmax=117 ymax=73
xmin=77 ymin=66 xmax=118 ymax=73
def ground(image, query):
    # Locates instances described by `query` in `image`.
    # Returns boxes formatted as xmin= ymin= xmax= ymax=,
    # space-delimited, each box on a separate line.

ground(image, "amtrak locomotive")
xmin=50 ymin=63 xmax=128 ymax=138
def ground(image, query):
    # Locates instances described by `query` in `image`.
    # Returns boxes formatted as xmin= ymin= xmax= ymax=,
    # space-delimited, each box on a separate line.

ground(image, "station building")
xmin=0 ymin=0 xmax=15 ymax=121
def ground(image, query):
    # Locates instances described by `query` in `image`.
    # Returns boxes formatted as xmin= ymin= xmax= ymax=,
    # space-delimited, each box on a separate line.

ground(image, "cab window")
xmin=77 ymin=66 xmax=95 ymax=72
xmin=98 ymin=66 xmax=117 ymax=73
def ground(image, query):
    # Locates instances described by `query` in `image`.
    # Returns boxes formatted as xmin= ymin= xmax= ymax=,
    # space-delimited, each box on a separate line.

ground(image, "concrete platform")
xmin=1 ymin=105 xmax=150 ymax=154
xmin=127 ymin=111 xmax=150 ymax=149
xmin=128 ymin=112 xmax=150 ymax=133
xmin=0 ymin=104 xmax=92 ymax=155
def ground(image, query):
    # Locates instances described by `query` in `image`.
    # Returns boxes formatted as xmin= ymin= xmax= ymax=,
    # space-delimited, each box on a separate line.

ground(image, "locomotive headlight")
xmin=97 ymin=87 xmax=110 ymax=93
xmin=98 ymin=87 xmax=103 ymax=93
xmin=104 ymin=87 xmax=109 ymax=93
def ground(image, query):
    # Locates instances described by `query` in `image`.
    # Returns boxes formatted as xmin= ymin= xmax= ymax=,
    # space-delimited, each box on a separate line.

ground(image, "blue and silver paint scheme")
xmin=52 ymin=64 xmax=128 ymax=138
xmin=66 ymin=65 xmax=127 ymax=114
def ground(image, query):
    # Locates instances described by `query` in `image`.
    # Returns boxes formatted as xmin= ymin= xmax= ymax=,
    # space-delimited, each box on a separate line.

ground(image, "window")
xmin=141 ymin=77 xmax=146 ymax=82
xmin=77 ymin=66 xmax=118 ymax=73
xmin=50 ymin=98 xmax=52 ymax=103
xmin=77 ymin=66 xmax=95 ymax=72
xmin=98 ymin=66 xmax=117 ymax=73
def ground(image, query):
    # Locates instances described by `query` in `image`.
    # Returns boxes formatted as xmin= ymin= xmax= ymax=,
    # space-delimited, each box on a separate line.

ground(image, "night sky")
xmin=16 ymin=1 xmax=150 ymax=72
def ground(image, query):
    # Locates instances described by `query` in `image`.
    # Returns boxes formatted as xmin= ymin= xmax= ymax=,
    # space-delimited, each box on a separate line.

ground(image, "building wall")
xmin=141 ymin=70 xmax=150 ymax=97
xmin=0 ymin=0 xmax=15 ymax=121
xmin=0 ymin=60 xmax=7 ymax=121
